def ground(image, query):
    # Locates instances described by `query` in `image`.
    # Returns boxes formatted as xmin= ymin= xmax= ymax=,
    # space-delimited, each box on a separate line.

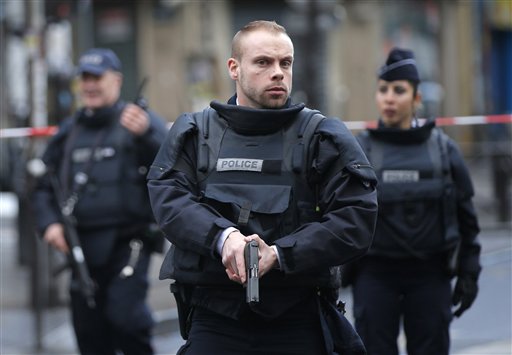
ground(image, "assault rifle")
xmin=244 ymin=240 xmax=259 ymax=303
xmin=50 ymin=170 xmax=96 ymax=308
xmin=50 ymin=168 xmax=96 ymax=308
xmin=29 ymin=159 xmax=96 ymax=308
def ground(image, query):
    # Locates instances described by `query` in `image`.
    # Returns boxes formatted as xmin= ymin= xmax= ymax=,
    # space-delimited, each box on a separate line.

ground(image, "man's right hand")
xmin=221 ymin=230 xmax=249 ymax=284
xmin=43 ymin=223 xmax=69 ymax=253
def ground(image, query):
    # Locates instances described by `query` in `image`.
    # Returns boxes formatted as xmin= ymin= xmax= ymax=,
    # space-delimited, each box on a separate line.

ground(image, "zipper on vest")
xmin=315 ymin=184 xmax=320 ymax=213
xmin=151 ymin=165 xmax=166 ymax=172
xmin=352 ymin=163 xmax=372 ymax=170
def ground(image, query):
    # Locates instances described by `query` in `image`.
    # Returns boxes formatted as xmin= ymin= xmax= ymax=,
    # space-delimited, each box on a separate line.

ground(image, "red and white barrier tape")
xmin=1 ymin=114 xmax=511 ymax=138
xmin=343 ymin=114 xmax=512 ymax=130
xmin=0 ymin=126 xmax=58 ymax=138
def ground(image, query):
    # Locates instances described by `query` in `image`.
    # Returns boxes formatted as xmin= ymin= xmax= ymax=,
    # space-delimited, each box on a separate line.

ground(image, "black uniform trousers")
xmin=70 ymin=240 xmax=154 ymax=355
xmin=352 ymin=256 xmax=452 ymax=355
xmin=177 ymin=292 xmax=327 ymax=355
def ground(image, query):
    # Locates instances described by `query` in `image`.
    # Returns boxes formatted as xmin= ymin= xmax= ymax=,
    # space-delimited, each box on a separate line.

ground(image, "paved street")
xmin=1 ymin=216 xmax=510 ymax=355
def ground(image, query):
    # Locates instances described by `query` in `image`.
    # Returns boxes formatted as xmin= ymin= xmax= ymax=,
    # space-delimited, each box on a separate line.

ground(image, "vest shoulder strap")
xmin=194 ymin=107 xmax=227 ymax=174
xmin=291 ymin=107 xmax=326 ymax=173
xmin=195 ymin=106 xmax=326 ymax=176
xmin=358 ymin=130 xmax=384 ymax=173
xmin=431 ymin=127 xmax=453 ymax=183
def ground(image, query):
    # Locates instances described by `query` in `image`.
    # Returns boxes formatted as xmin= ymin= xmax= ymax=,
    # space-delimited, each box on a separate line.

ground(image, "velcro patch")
xmin=216 ymin=158 xmax=263 ymax=172
xmin=72 ymin=147 xmax=116 ymax=163
xmin=382 ymin=170 xmax=419 ymax=182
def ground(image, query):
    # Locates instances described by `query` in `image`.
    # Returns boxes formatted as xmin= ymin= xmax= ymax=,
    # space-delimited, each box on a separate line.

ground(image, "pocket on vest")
xmin=377 ymin=180 xmax=446 ymax=252
xmin=204 ymin=183 xmax=291 ymax=239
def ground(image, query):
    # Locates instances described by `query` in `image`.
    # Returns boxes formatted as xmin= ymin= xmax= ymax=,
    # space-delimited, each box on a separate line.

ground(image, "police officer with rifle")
xmin=33 ymin=48 xmax=167 ymax=355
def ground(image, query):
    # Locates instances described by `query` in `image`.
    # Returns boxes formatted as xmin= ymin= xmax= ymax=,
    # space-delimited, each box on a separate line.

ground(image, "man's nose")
xmin=271 ymin=64 xmax=284 ymax=80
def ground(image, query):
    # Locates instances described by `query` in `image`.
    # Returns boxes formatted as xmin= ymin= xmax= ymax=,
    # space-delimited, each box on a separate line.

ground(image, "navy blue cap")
xmin=378 ymin=48 xmax=420 ymax=83
xmin=77 ymin=48 xmax=122 ymax=75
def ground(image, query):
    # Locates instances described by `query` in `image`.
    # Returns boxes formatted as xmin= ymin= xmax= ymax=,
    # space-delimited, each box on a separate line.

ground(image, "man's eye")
xmin=257 ymin=59 xmax=267 ymax=65
xmin=378 ymin=86 xmax=388 ymax=94
xmin=282 ymin=61 xmax=292 ymax=68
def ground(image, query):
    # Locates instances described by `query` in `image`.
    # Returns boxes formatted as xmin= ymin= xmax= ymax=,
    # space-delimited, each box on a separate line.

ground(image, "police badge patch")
xmin=216 ymin=158 xmax=264 ymax=172
xmin=382 ymin=170 xmax=419 ymax=182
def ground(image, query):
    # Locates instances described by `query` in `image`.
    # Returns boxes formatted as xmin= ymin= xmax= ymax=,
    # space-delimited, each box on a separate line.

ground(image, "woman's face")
xmin=375 ymin=79 xmax=421 ymax=129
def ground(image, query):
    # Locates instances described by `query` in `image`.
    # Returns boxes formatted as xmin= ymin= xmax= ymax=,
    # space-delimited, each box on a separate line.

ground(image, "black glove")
xmin=452 ymin=274 xmax=478 ymax=317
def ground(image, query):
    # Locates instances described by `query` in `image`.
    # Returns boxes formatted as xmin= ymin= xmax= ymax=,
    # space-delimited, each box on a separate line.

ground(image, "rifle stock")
xmin=48 ymin=171 xmax=96 ymax=308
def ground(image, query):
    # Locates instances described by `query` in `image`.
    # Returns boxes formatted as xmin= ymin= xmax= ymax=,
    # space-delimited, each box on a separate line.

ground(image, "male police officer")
xmin=33 ymin=48 xmax=167 ymax=355
xmin=147 ymin=20 xmax=378 ymax=354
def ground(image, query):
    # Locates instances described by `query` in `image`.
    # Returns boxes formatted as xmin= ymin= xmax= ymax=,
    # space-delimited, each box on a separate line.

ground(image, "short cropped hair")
xmin=231 ymin=20 xmax=289 ymax=60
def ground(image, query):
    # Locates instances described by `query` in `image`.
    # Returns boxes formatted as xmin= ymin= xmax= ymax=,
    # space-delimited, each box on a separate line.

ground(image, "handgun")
xmin=244 ymin=240 xmax=259 ymax=303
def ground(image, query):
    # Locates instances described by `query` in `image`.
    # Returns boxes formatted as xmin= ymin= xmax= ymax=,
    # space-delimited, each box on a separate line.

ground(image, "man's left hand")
xmin=244 ymin=235 xmax=278 ymax=277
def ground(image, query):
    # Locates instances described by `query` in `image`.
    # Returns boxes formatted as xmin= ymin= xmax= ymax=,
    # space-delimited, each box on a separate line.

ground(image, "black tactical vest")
xmin=162 ymin=107 xmax=338 ymax=289
xmin=359 ymin=125 xmax=459 ymax=258
xmin=196 ymin=107 xmax=324 ymax=242
xmin=62 ymin=108 xmax=153 ymax=229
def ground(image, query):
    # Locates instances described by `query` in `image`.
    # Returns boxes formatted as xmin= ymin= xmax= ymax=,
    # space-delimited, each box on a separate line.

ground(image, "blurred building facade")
xmin=1 ymin=0 xmax=511 ymax=128
xmin=0 ymin=0 xmax=511 ymax=218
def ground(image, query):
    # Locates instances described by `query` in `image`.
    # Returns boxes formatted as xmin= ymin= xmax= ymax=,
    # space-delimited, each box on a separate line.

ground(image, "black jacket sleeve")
xmin=32 ymin=118 xmax=74 ymax=233
xmin=274 ymin=129 xmax=378 ymax=274
xmin=135 ymin=109 xmax=168 ymax=166
xmin=448 ymin=139 xmax=481 ymax=278
xmin=147 ymin=114 xmax=236 ymax=259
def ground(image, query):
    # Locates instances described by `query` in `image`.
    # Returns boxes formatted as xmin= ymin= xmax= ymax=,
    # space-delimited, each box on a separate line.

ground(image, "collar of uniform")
xmin=77 ymin=100 xmax=123 ymax=128
xmin=368 ymin=118 xmax=436 ymax=144
xmin=210 ymin=98 xmax=305 ymax=135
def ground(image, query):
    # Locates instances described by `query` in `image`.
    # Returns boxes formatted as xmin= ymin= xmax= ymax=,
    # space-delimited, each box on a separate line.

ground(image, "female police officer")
xmin=347 ymin=48 xmax=482 ymax=355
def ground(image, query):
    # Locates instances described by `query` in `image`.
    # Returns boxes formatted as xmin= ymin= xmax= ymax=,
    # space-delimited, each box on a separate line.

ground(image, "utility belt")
xmin=342 ymin=248 xmax=458 ymax=288
xmin=171 ymin=282 xmax=321 ymax=339
xmin=170 ymin=282 xmax=194 ymax=340
xmin=116 ymin=224 xmax=165 ymax=279
xmin=118 ymin=223 xmax=165 ymax=254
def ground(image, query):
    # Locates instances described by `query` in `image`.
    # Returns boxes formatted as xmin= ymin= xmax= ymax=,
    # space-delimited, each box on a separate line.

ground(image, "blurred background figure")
xmin=343 ymin=48 xmax=482 ymax=355
xmin=32 ymin=48 xmax=168 ymax=355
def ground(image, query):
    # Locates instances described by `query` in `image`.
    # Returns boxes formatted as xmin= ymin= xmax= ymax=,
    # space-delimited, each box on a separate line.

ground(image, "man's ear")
xmin=112 ymin=71 xmax=123 ymax=87
xmin=227 ymin=58 xmax=239 ymax=80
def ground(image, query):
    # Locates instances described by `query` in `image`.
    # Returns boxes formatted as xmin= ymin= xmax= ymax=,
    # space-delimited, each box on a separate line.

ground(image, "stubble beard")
xmin=239 ymin=74 xmax=289 ymax=109
xmin=245 ymin=88 xmax=289 ymax=109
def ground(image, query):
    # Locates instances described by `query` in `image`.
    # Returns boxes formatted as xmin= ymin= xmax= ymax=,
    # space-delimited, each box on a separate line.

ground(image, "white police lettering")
xmin=216 ymin=158 xmax=263 ymax=172
xmin=94 ymin=147 xmax=115 ymax=160
xmin=382 ymin=170 xmax=419 ymax=182
xmin=80 ymin=54 xmax=103 ymax=66
xmin=72 ymin=147 xmax=116 ymax=163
